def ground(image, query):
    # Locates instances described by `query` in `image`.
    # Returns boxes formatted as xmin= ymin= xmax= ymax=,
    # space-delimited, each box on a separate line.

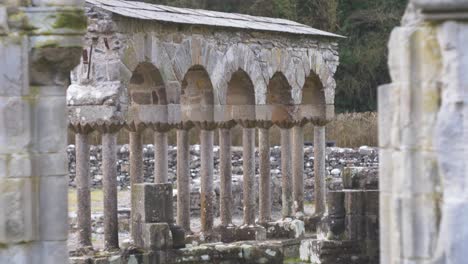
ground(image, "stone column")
xmin=280 ymin=125 xmax=294 ymax=218
xmin=240 ymin=122 xmax=256 ymax=226
xmin=129 ymin=130 xmax=144 ymax=185
xmin=199 ymin=124 xmax=216 ymax=236
xmin=218 ymin=122 xmax=236 ymax=227
xmin=101 ymin=128 xmax=120 ymax=250
xmin=75 ymin=131 xmax=93 ymax=249
xmin=292 ymin=124 xmax=305 ymax=215
xmin=0 ymin=1 xmax=84 ymax=261
xmin=258 ymin=122 xmax=273 ymax=224
xmin=176 ymin=123 xmax=193 ymax=232
xmin=314 ymin=126 xmax=326 ymax=216
xmin=153 ymin=125 xmax=170 ymax=184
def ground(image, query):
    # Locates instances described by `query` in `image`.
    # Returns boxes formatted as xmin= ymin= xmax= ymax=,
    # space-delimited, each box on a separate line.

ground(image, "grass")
xmin=68 ymin=189 xmax=105 ymax=213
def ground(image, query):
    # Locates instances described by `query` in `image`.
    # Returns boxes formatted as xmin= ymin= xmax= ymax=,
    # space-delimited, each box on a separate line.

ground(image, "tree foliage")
xmin=135 ymin=0 xmax=407 ymax=113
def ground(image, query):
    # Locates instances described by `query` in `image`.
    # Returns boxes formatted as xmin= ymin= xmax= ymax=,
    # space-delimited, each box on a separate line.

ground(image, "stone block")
xmin=0 ymin=242 xmax=34 ymax=264
xmin=0 ymin=155 xmax=6 ymax=178
xmin=344 ymin=191 xmax=365 ymax=216
xmin=0 ymin=178 xmax=37 ymax=243
xmin=34 ymin=152 xmax=67 ymax=177
xmin=235 ymin=225 xmax=267 ymax=241
xmin=215 ymin=225 xmax=236 ymax=243
xmin=7 ymin=153 xmax=32 ymax=178
xmin=345 ymin=215 xmax=366 ymax=241
xmin=38 ymin=241 xmax=69 ymax=264
xmin=327 ymin=191 xmax=345 ymax=218
xmin=365 ymin=191 xmax=379 ymax=216
xmin=131 ymin=183 xmax=174 ymax=224
xmin=33 ymin=96 xmax=66 ymax=153
xmin=0 ymin=36 xmax=28 ymax=97
xmin=134 ymin=222 xmax=173 ymax=251
xmin=0 ymin=97 xmax=32 ymax=154
xmin=169 ymin=224 xmax=186 ymax=249
xmin=39 ymin=176 xmax=68 ymax=241
xmin=264 ymin=219 xmax=304 ymax=239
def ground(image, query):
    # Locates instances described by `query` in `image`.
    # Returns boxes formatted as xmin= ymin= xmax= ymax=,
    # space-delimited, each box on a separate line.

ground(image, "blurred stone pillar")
xmin=176 ymin=122 xmax=193 ymax=233
xmin=258 ymin=122 xmax=273 ymax=224
xmin=0 ymin=0 xmax=84 ymax=262
xmin=129 ymin=128 xmax=144 ymax=185
xmin=379 ymin=1 xmax=468 ymax=263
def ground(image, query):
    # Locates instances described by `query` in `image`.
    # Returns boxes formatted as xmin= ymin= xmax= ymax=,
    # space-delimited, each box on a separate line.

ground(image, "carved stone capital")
xmin=217 ymin=120 xmax=237 ymax=130
xmin=275 ymin=121 xmax=295 ymax=129
xmin=69 ymin=122 xmax=94 ymax=135
xmin=175 ymin=121 xmax=195 ymax=131
xmin=256 ymin=120 xmax=274 ymax=130
xmin=94 ymin=121 xmax=124 ymax=134
xmin=125 ymin=121 xmax=147 ymax=133
xmin=195 ymin=121 xmax=218 ymax=131
xmin=237 ymin=120 xmax=257 ymax=129
xmin=150 ymin=123 xmax=173 ymax=133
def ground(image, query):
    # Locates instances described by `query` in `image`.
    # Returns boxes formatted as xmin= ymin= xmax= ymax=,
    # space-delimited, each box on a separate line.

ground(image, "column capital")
xmin=175 ymin=121 xmax=195 ymax=131
xmin=293 ymin=118 xmax=309 ymax=128
xmin=218 ymin=120 xmax=237 ymax=129
xmin=309 ymin=117 xmax=330 ymax=127
xmin=125 ymin=121 xmax=147 ymax=133
xmin=69 ymin=122 xmax=94 ymax=135
xmin=94 ymin=121 xmax=124 ymax=134
xmin=195 ymin=121 xmax=217 ymax=131
xmin=237 ymin=120 xmax=257 ymax=129
xmin=256 ymin=120 xmax=274 ymax=129
xmin=276 ymin=121 xmax=295 ymax=129
xmin=150 ymin=122 xmax=173 ymax=133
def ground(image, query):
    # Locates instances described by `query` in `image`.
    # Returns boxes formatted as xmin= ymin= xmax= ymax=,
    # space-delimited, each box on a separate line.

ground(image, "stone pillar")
xmin=379 ymin=2 xmax=468 ymax=263
xmin=240 ymin=122 xmax=256 ymax=225
xmin=292 ymin=124 xmax=305 ymax=216
xmin=218 ymin=122 xmax=235 ymax=227
xmin=258 ymin=122 xmax=273 ymax=224
xmin=153 ymin=126 xmax=170 ymax=184
xmin=75 ymin=131 xmax=93 ymax=249
xmin=280 ymin=126 xmax=294 ymax=218
xmin=199 ymin=124 xmax=216 ymax=236
xmin=314 ymin=126 xmax=326 ymax=216
xmin=129 ymin=131 xmax=144 ymax=185
xmin=101 ymin=129 xmax=120 ymax=250
xmin=0 ymin=0 xmax=84 ymax=261
xmin=176 ymin=123 xmax=193 ymax=232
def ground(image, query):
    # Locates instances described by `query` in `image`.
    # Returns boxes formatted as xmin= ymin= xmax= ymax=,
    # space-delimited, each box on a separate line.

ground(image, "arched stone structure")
xmin=67 ymin=0 xmax=342 ymax=253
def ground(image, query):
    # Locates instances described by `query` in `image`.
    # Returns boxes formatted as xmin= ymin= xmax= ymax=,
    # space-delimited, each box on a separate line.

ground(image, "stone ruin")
xmin=1 ymin=0 xmax=467 ymax=263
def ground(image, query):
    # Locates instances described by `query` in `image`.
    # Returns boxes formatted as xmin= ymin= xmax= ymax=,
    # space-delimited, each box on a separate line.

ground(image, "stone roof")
xmin=86 ymin=0 xmax=344 ymax=38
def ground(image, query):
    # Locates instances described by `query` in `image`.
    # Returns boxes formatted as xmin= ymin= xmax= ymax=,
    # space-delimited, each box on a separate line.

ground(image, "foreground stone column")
xmin=75 ymin=132 xmax=93 ymax=249
xmin=176 ymin=123 xmax=193 ymax=232
xmin=241 ymin=124 xmax=256 ymax=225
xmin=292 ymin=124 xmax=305 ymax=215
xmin=102 ymin=130 xmax=120 ymax=250
xmin=199 ymin=125 xmax=216 ymax=236
xmin=280 ymin=126 xmax=294 ymax=218
xmin=379 ymin=3 xmax=468 ymax=263
xmin=129 ymin=131 xmax=144 ymax=185
xmin=218 ymin=123 xmax=235 ymax=227
xmin=258 ymin=122 xmax=273 ymax=223
xmin=154 ymin=128 xmax=169 ymax=184
xmin=314 ymin=126 xmax=326 ymax=216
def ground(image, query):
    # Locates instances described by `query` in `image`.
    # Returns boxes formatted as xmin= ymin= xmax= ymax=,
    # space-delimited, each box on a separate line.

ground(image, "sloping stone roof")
xmin=86 ymin=0 xmax=344 ymax=38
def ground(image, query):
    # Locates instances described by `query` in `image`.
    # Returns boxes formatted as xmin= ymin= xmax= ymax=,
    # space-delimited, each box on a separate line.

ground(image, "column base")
xmin=214 ymin=225 xmax=237 ymax=243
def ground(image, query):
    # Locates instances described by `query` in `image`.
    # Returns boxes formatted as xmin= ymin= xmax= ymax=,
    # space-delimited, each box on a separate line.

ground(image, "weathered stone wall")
xmin=67 ymin=4 xmax=340 ymax=128
xmin=0 ymin=0 xmax=84 ymax=263
xmin=379 ymin=1 xmax=468 ymax=263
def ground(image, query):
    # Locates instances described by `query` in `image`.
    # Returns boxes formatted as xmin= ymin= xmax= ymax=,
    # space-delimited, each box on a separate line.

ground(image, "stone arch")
xmin=266 ymin=72 xmax=294 ymax=105
xmin=180 ymin=65 xmax=215 ymax=122
xmin=226 ymin=69 xmax=256 ymax=106
xmin=307 ymin=49 xmax=338 ymax=105
xmin=301 ymin=71 xmax=325 ymax=106
xmin=219 ymin=44 xmax=266 ymax=105
xmin=128 ymin=62 xmax=167 ymax=105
